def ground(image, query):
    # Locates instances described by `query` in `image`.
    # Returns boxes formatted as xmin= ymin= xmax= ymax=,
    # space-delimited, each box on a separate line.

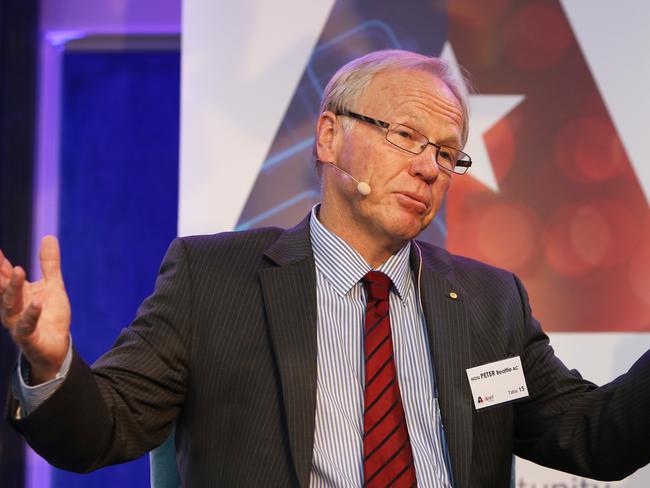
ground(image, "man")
xmin=2 ymin=50 xmax=650 ymax=487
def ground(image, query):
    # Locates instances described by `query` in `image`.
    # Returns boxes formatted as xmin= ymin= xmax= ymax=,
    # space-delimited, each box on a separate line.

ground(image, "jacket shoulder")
xmin=178 ymin=226 xmax=286 ymax=256
xmin=161 ymin=227 xmax=289 ymax=277
xmin=416 ymin=240 xmax=518 ymax=290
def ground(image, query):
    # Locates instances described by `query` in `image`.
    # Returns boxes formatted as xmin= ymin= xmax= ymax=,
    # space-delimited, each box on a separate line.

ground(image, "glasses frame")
xmin=335 ymin=109 xmax=472 ymax=175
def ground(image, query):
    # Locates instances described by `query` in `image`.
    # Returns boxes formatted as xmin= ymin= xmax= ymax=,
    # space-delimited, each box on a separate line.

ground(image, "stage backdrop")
xmin=181 ymin=0 xmax=650 ymax=487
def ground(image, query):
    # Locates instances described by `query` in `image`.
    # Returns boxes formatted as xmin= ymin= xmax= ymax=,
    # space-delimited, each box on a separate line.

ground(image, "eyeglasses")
xmin=336 ymin=109 xmax=472 ymax=175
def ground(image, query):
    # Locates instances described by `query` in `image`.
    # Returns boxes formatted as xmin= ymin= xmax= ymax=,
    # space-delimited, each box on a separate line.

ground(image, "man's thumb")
xmin=40 ymin=235 xmax=63 ymax=283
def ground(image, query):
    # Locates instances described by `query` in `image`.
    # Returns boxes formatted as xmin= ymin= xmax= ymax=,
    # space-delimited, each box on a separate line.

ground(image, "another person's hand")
xmin=0 ymin=236 xmax=71 ymax=384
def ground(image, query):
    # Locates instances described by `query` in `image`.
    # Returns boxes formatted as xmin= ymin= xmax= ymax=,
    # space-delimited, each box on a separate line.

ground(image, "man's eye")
xmin=439 ymin=148 xmax=458 ymax=162
xmin=396 ymin=129 xmax=414 ymax=140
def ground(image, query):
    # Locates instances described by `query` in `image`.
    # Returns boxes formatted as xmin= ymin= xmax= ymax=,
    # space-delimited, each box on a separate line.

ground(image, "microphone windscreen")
xmin=357 ymin=182 xmax=371 ymax=196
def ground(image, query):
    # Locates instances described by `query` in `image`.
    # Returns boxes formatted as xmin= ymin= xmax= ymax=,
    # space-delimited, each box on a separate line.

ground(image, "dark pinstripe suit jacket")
xmin=8 ymin=215 xmax=650 ymax=487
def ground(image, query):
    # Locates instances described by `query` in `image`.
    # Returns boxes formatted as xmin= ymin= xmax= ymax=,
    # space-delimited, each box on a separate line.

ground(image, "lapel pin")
xmin=449 ymin=291 xmax=458 ymax=300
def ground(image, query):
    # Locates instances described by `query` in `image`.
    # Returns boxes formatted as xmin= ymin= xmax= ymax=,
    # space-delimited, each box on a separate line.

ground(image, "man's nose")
xmin=409 ymin=144 xmax=440 ymax=183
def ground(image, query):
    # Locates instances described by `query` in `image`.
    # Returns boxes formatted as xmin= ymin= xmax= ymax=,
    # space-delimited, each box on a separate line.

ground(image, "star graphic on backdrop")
xmin=441 ymin=43 xmax=525 ymax=192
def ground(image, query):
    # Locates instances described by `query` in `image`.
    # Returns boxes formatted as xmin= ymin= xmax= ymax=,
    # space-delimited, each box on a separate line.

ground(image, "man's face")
xmin=321 ymin=68 xmax=464 ymax=250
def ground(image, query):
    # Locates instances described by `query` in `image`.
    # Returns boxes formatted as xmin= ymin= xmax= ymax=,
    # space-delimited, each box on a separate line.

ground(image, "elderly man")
xmin=2 ymin=50 xmax=650 ymax=487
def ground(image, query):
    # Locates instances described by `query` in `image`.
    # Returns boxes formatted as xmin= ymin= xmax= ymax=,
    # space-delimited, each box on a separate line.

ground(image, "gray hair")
xmin=319 ymin=49 xmax=471 ymax=147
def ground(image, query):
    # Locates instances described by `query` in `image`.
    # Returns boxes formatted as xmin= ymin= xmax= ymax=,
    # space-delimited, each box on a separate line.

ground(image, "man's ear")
xmin=315 ymin=111 xmax=340 ymax=163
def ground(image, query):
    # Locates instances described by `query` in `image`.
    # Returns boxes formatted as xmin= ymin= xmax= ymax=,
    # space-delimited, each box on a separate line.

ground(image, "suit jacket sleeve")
xmin=5 ymin=237 xmax=194 ymax=472
xmin=511 ymin=273 xmax=650 ymax=480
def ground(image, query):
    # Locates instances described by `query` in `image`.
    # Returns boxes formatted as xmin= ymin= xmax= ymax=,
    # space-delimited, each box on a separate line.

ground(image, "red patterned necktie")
xmin=362 ymin=271 xmax=417 ymax=487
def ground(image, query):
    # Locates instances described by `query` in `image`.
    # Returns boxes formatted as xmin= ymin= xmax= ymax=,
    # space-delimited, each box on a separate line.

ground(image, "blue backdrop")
xmin=56 ymin=48 xmax=180 ymax=487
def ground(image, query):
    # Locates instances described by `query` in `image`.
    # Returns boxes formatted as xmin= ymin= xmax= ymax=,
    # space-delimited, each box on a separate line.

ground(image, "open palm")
xmin=0 ymin=236 xmax=71 ymax=383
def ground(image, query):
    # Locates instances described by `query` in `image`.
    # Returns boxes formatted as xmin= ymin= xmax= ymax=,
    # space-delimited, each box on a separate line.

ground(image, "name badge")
xmin=466 ymin=356 xmax=529 ymax=410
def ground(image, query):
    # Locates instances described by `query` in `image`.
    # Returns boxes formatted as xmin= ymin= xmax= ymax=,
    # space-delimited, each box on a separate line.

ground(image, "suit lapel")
xmin=257 ymin=218 xmax=475 ymax=487
xmin=259 ymin=216 xmax=317 ymax=488
xmin=412 ymin=243 xmax=473 ymax=488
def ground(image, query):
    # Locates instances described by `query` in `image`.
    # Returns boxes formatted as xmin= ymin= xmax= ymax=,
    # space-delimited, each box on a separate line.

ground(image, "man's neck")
xmin=317 ymin=204 xmax=404 ymax=269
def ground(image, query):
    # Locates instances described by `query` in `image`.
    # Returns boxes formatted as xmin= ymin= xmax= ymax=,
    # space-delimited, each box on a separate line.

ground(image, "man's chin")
xmin=399 ymin=209 xmax=435 ymax=235
xmin=368 ymin=207 xmax=432 ymax=244
xmin=388 ymin=219 xmax=426 ymax=243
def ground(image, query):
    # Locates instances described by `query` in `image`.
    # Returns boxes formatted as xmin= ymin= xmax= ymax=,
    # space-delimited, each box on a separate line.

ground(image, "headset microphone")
xmin=322 ymin=161 xmax=372 ymax=196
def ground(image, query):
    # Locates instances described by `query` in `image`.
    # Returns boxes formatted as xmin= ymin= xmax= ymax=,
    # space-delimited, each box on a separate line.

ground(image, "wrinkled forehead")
xmin=358 ymin=68 xmax=464 ymax=130
xmin=361 ymin=68 xmax=460 ymax=109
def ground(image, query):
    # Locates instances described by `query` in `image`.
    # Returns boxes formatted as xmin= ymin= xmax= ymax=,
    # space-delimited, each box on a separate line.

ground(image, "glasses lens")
xmin=436 ymin=145 xmax=461 ymax=171
xmin=385 ymin=122 xmax=471 ymax=175
xmin=454 ymin=151 xmax=471 ymax=174
xmin=386 ymin=124 xmax=428 ymax=153
xmin=436 ymin=146 xmax=471 ymax=174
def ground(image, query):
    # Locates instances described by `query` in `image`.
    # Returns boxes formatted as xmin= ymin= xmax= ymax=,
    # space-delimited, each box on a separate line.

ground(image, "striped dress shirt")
xmin=309 ymin=207 xmax=453 ymax=487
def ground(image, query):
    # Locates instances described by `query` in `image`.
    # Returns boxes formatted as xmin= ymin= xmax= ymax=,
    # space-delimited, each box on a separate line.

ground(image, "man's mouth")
xmin=395 ymin=192 xmax=430 ymax=213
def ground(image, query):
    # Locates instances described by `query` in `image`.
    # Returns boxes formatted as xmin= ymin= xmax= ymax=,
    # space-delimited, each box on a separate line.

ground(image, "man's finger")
xmin=0 ymin=274 xmax=8 ymax=294
xmin=14 ymin=300 xmax=42 ymax=338
xmin=2 ymin=267 xmax=25 ymax=316
xmin=40 ymin=235 xmax=63 ymax=283
xmin=0 ymin=249 xmax=13 ymax=280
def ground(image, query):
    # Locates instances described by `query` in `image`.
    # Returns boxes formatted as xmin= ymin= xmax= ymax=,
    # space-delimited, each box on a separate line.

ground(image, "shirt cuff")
xmin=11 ymin=338 xmax=74 ymax=419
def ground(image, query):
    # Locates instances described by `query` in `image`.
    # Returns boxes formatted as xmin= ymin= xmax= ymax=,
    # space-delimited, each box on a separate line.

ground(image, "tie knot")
xmin=362 ymin=271 xmax=392 ymax=301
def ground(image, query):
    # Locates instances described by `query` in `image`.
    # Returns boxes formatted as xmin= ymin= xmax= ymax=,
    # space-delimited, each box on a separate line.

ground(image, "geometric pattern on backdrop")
xmin=237 ymin=0 xmax=649 ymax=332
xmin=446 ymin=0 xmax=649 ymax=331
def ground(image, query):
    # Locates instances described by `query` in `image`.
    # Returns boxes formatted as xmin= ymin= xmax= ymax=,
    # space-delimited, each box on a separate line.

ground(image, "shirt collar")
xmin=310 ymin=205 xmax=413 ymax=302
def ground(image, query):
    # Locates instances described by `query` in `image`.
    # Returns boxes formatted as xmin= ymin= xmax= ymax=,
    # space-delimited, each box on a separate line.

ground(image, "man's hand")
xmin=0 ymin=236 xmax=71 ymax=384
